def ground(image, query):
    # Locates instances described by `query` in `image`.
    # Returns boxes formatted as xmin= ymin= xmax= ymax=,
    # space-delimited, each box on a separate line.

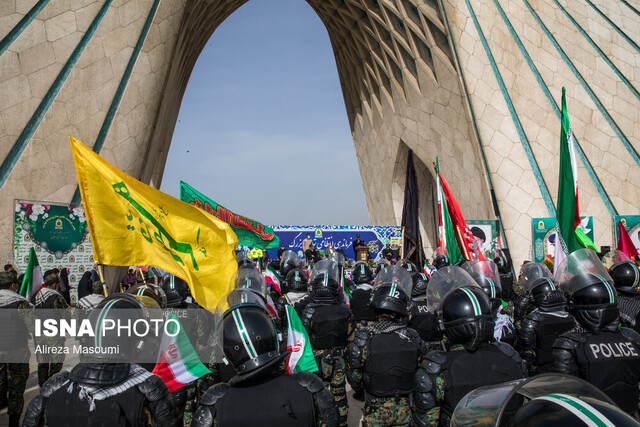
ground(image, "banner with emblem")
xmin=532 ymin=216 xmax=594 ymax=262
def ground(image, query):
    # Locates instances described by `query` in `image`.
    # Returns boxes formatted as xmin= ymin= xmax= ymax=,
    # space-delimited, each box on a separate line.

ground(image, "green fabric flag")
xmin=20 ymin=247 xmax=42 ymax=303
xmin=180 ymin=181 xmax=279 ymax=250
xmin=555 ymin=88 xmax=596 ymax=271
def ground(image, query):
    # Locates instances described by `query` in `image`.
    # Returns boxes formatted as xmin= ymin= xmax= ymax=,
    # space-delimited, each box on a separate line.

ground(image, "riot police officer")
xmin=462 ymin=260 xmax=516 ymax=345
xmin=280 ymin=250 xmax=301 ymax=279
xmin=516 ymin=264 xmax=574 ymax=375
xmin=552 ymin=248 xmax=640 ymax=418
xmin=193 ymin=303 xmax=338 ymax=427
xmin=126 ymin=282 xmax=168 ymax=308
xmin=349 ymin=262 xmax=376 ymax=329
xmin=347 ymin=265 xmax=425 ymax=426
xmin=301 ymin=260 xmax=352 ymax=426
xmin=513 ymin=263 xmax=554 ymax=326
xmin=413 ymin=266 xmax=526 ymax=427
xmin=408 ymin=272 xmax=442 ymax=348
xmin=397 ymin=259 xmax=418 ymax=274
xmin=603 ymin=250 xmax=640 ymax=333
xmin=493 ymin=249 xmax=515 ymax=301
xmin=275 ymin=267 xmax=310 ymax=320
xmin=432 ymin=254 xmax=450 ymax=270
xmin=24 ymin=293 xmax=180 ymax=426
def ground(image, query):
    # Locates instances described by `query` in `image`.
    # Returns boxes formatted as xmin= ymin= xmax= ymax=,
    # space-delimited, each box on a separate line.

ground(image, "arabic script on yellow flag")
xmin=69 ymin=136 xmax=238 ymax=309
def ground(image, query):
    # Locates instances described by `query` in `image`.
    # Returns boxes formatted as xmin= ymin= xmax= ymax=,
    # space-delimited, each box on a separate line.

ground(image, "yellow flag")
xmin=69 ymin=136 xmax=238 ymax=309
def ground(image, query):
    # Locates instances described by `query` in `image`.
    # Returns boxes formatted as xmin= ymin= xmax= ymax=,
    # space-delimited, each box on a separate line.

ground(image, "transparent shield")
xmin=426 ymin=266 xmax=482 ymax=311
xmin=451 ymin=373 xmax=615 ymax=427
xmin=601 ymin=250 xmax=631 ymax=269
xmin=554 ymin=248 xmax=612 ymax=289
xmin=519 ymin=263 xmax=554 ymax=293
xmin=310 ymin=259 xmax=340 ymax=282
xmin=373 ymin=265 xmax=413 ymax=297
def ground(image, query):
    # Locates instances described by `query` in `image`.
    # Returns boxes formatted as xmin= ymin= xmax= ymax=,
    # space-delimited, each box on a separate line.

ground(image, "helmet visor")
xmin=427 ymin=266 xmax=482 ymax=311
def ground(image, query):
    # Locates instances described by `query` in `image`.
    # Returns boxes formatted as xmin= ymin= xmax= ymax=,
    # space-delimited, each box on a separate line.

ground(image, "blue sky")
xmin=159 ymin=0 xmax=370 ymax=226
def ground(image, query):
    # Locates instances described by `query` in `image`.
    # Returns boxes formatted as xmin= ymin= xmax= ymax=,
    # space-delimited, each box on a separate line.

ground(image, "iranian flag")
xmin=19 ymin=248 xmax=43 ymax=303
xmin=153 ymin=313 xmax=211 ymax=392
xmin=264 ymin=264 xmax=281 ymax=295
xmin=285 ymin=305 xmax=318 ymax=374
xmin=554 ymin=88 xmax=596 ymax=275
xmin=434 ymin=158 xmax=483 ymax=262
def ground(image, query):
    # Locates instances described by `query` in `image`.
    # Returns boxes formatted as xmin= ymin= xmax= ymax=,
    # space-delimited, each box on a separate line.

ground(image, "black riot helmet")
xmin=232 ymin=269 xmax=267 ymax=300
xmin=441 ymin=286 xmax=494 ymax=351
xmin=397 ymin=259 xmax=418 ymax=273
xmin=352 ymin=262 xmax=373 ymax=285
xmin=601 ymin=250 xmax=639 ymax=294
xmin=370 ymin=265 xmax=413 ymax=317
xmin=433 ymin=254 xmax=450 ymax=270
xmin=236 ymin=251 xmax=255 ymax=270
xmin=529 ymin=278 xmax=565 ymax=308
xmin=309 ymin=259 xmax=340 ymax=299
xmin=126 ymin=283 xmax=167 ymax=309
xmin=564 ymin=273 xmax=619 ymax=333
xmin=283 ymin=268 xmax=308 ymax=293
xmin=221 ymin=305 xmax=283 ymax=381
xmin=493 ymin=249 xmax=512 ymax=274
xmin=609 ymin=261 xmax=640 ymax=294
xmin=82 ymin=293 xmax=161 ymax=362
xmin=508 ymin=394 xmax=639 ymax=427
xmin=374 ymin=259 xmax=390 ymax=275
xmin=411 ymin=272 xmax=429 ymax=298
xmin=161 ymin=275 xmax=191 ymax=308
xmin=462 ymin=260 xmax=502 ymax=314
xmin=279 ymin=250 xmax=300 ymax=278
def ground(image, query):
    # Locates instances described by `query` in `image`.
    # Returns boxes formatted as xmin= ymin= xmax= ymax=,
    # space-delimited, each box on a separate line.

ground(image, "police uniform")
xmin=302 ymin=262 xmax=353 ymax=426
xmin=24 ymin=293 xmax=180 ymax=427
xmin=553 ymin=324 xmax=640 ymax=417
xmin=193 ymin=304 xmax=338 ymax=427
xmin=347 ymin=265 xmax=422 ymax=426
xmin=552 ymin=253 xmax=640 ymax=418
xmin=0 ymin=272 xmax=32 ymax=427
xmin=412 ymin=278 xmax=526 ymax=427
xmin=516 ymin=278 xmax=574 ymax=375
xmin=408 ymin=273 xmax=442 ymax=349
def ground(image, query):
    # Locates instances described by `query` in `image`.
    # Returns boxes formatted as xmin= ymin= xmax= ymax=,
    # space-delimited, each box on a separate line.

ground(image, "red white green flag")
xmin=264 ymin=264 xmax=281 ymax=295
xmin=435 ymin=158 xmax=484 ymax=262
xmin=19 ymin=247 xmax=43 ymax=303
xmin=285 ymin=305 xmax=318 ymax=374
xmin=153 ymin=313 xmax=211 ymax=392
xmin=554 ymin=88 xmax=596 ymax=274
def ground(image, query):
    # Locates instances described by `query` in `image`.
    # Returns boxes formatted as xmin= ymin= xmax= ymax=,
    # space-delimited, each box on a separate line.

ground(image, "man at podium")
xmin=352 ymin=234 xmax=369 ymax=261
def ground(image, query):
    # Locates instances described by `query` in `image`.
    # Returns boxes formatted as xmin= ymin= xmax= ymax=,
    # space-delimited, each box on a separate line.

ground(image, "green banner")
xmin=180 ymin=181 xmax=279 ymax=250
xmin=532 ymin=216 xmax=594 ymax=262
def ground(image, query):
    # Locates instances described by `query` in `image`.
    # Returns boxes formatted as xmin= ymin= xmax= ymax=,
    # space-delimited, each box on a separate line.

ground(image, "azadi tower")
xmin=0 ymin=0 xmax=638 ymax=268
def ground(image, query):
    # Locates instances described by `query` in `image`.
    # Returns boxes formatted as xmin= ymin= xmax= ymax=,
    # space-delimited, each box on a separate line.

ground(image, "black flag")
xmin=401 ymin=150 xmax=424 ymax=267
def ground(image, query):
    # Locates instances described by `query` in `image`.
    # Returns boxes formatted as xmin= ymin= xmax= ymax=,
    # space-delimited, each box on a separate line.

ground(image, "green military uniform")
xmin=347 ymin=321 xmax=425 ymax=427
xmin=312 ymin=346 xmax=349 ymax=425
xmin=0 ymin=272 xmax=33 ymax=427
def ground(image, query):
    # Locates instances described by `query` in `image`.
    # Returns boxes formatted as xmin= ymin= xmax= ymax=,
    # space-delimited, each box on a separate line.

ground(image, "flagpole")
xmin=97 ymin=265 xmax=108 ymax=296
xmin=401 ymin=226 xmax=405 ymax=259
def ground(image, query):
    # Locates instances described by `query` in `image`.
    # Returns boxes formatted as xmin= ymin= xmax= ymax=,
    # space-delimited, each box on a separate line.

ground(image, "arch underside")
xmin=1 ymin=0 xmax=638 ymax=268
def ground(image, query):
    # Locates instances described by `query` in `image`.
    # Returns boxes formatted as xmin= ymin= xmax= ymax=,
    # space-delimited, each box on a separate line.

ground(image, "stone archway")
xmin=1 ymin=0 xmax=637 ymax=267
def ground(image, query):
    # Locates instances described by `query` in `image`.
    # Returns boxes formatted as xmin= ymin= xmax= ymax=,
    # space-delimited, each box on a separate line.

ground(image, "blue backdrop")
xmin=260 ymin=225 xmax=401 ymax=260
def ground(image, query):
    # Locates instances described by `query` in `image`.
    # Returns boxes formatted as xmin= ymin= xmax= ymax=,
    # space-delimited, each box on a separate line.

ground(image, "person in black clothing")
xmin=603 ymin=250 xmax=640 ymax=333
xmin=552 ymin=249 xmax=640 ymax=418
xmin=24 ymin=293 xmax=181 ymax=427
xmin=193 ymin=304 xmax=338 ymax=427
xmin=408 ymin=272 xmax=442 ymax=349
xmin=77 ymin=271 xmax=93 ymax=300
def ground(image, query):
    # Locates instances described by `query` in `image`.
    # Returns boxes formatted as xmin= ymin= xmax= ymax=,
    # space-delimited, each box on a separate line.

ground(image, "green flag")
xmin=20 ymin=247 xmax=43 ymax=303
xmin=554 ymin=88 xmax=596 ymax=272
xmin=180 ymin=181 xmax=279 ymax=250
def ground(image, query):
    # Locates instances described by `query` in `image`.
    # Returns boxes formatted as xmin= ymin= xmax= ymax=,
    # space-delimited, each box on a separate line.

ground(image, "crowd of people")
xmin=0 ymin=244 xmax=638 ymax=426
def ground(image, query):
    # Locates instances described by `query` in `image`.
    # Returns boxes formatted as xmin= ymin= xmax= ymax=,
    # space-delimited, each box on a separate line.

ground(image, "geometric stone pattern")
xmin=0 ymin=0 xmax=637 ymax=269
